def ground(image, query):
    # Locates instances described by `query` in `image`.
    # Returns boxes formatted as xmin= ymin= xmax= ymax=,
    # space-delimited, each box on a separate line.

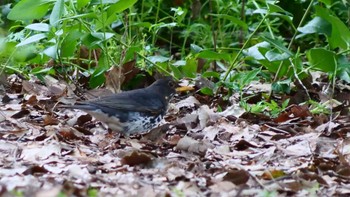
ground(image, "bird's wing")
xmin=75 ymin=90 xmax=164 ymax=114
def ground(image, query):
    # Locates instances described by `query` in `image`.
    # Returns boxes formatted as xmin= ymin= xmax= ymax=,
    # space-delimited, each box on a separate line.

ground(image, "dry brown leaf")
xmin=120 ymin=150 xmax=154 ymax=166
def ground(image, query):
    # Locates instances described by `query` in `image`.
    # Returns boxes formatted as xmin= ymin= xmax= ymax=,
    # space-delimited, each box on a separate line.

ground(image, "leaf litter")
xmin=1 ymin=75 xmax=350 ymax=196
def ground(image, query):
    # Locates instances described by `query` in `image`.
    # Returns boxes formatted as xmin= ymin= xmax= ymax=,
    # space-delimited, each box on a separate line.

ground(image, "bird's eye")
xmin=168 ymin=81 xmax=176 ymax=88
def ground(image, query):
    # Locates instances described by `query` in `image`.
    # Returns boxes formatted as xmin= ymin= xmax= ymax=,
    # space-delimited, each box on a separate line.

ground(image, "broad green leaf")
xmin=338 ymin=69 xmax=350 ymax=83
xmin=253 ymin=8 xmax=267 ymax=14
xmin=43 ymin=44 xmax=58 ymax=59
xmin=89 ymin=54 xmax=108 ymax=88
xmin=170 ymin=65 xmax=183 ymax=79
xmin=107 ymin=0 xmax=137 ymax=16
xmin=172 ymin=60 xmax=186 ymax=66
xmin=148 ymin=56 xmax=169 ymax=63
xmin=89 ymin=72 xmax=106 ymax=88
xmin=91 ymin=32 xmax=114 ymax=40
xmin=244 ymin=41 xmax=270 ymax=60
xmin=261 ymin=35 xmax=293 ymax=56
xmin=31 ymin=67 xmax=55 ymax=75
xmin=8 ymin=0 xmax=53 ymax=21
xmin=190 ymin=44 xmax=203 ymax=53
xmin=307 ymin=48 xmax=336 ymax=73
xmin=297 ymin=17 xmax=331 ymax=36
xmin=82 ymin=34 xmax=101 ymax=49
xmin=267 ymin=3 xmax=290 ymax=15
xmin=61 ymin=31 xmax=81 ymax=57
xmin=316 ymin=6 xmax=350 ymax=49
xmin=259 ymin=59 xmax=289 ymax=78
xmin=97 ymin=53 xmax=109 ymax=71
xmin=197 ymin=50 xmax=231 ymax=61
xmin=318 ymin=0 xmax=332 ymax=5
xmin=202 ymin=71 xmax=221 ymax=79
xmin=124 ymin=45 xmax=141 ymax=62
xmin=239 ymin=69 xmax=261 ymax=87
xmin=13 ymin=45 xmax=37 ymax=62
xmin=181 ymin=58 xmax=197 ymax=78
xmin=95 ymin=12 xmax=117 ymax=30
xmin=16 ymin=33 xmax=47 ymax=47
xmin=272 ymin=79 xmax=291 ymax=94
xmin=132 ymin=22 xmax=152 ymax=28
xmin=59 ymin=13 xmax=96 ymax=20
xmin=209 ymin=14 xmax=248 ymax=30
xmin=82 ymin=32 xmax=114 ymax=49
xmin=0 ymin=39 xmax=15 ymax=58
xmin=91 ymin=0 xmax=118 ymax=4
xmin=77 ymin=0 xmax=90 ymax=9
xmin=25 ymin=23 xmax=50 ymax=32
xmin=200 ymin=87 xmax=213 ymax=96
xmin=265 ymin=49 xmax=290 ymax=61
xmin=50 ymin=0 xmax=64 ymax=27
xmin=338 ymin=55 xmax=350 ymax=82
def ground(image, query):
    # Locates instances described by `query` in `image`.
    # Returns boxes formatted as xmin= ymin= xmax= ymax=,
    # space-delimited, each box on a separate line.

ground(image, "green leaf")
xmin=43 ymin=44 xmax=58 ymax=59
xmin=265 ymin=49 xmax=290 ymax=61
xmin=239 ymin=68 xmax=261 ymax=88
xmin=197 ymin=50 xmax=231 ymax=61
xmin=13 ymin=45 xmax=37 ymax=62
xmin=25 ymin=23 xmax=50 ymax=32
xmin=272 ymin=79 xmax=291 ymax=94
xmin=91 ymin=32 xmax=114 ymax=40
xmin=181 ymin=58 xmax=197 ymax=78
xmin=267 ymin=3 xmax=290 ymax=15
xmin=307 ymin=48 xmax=336 ymax=73
xmin=31 ymin=67 xmax=55 ymax=75
xmin=209 ymin=14 xmax=248 ymax=30
xmin=16 ymin=33 xmax=47 ymax=47
xmin=124 ymin=45 xmax=141 ymax=62
xmin=170 ymin=65 xmax=183 ymax=79
xmin=200 ymin=87 xmax=214 ymax=96
xmin=148 ymin=56 xmax=169 ymax=63
xmin=244 ymin=41 xmax=270 ymax=60
xmin=61 ymin=31 xmax=81 ymax=57
xmin=8 ymin=0 xmax=53 ymax=21
xmin=95 ymin=12 xmax=117 ymax=30
xmin=337 ymin=55 xmax=350 ymax=83
xmin=297 ymin=17 xmax=331 ymax=36
xmin=82 ymin=32 xmax=114 ymax=49
xmin=172 ymin=60 xmax=186 ymax=66
xmin=106 ymin=0 xmax=137 ymax=19
xmin=318 ymin=0 xmax=332 ymax=6
xmin=315 ymin=6 xmax=350 ymax=49
xmin=202 ymin=71 xmax=221 ymax=79
xmin=91 ymin=0 xmax=118 ymax=4
xmin=97 ymin=53 xmax=109 ymax=73
xmin=259 ymin=59 xmax=290 ymax=78
xmin=89 ymin=72 xmax=106 ymax=88
xmin=90 ymin=54 xmax=108 ymax=88
xmin=190 ymin=44 xmax=203 ymax=53
xmin=77 ymin=0 xmax=90 ymax=9
xmin=261 ymin=35 xmax=293 ymax=56
xmin=50 ymin=0 xmax=64 ymax=27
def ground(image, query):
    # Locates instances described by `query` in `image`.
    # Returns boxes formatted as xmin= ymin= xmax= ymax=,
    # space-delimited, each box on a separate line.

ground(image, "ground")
xmin=1 ymin=74 xmax=350 ymax=197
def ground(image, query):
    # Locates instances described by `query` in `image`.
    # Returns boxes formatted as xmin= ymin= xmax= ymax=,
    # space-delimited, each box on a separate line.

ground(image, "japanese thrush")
xmin=63 ymin=77 xmax=176 ymax=136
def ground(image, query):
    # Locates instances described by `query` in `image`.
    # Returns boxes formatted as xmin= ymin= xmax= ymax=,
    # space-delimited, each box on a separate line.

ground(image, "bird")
xmin=62 ymin=77 xmax=177 ymax=136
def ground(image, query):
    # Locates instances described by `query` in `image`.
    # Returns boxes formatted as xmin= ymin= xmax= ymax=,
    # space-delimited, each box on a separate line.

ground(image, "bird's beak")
xmin=175 ymin=86 xmax=195 ymax=92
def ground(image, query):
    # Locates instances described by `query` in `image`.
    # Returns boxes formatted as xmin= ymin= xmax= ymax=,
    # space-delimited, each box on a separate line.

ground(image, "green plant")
xmin=240 ymin=98 xmax=289 ymax=118
xmin=1 ymin=0 xmax=349 ymax=109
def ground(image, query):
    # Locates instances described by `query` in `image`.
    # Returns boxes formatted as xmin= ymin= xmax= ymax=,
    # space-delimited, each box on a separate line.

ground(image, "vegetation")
xmin=1 ymin=0 xmax=348 ymax=94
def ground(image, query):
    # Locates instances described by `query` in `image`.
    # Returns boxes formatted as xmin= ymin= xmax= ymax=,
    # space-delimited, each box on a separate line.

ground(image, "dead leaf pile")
xmin=1 ymin=75 xmax=350 ymax=196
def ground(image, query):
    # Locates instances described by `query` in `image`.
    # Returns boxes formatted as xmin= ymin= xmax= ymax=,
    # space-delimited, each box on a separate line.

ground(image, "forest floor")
xmin=1 ymin=74 xmax=350 ymax=197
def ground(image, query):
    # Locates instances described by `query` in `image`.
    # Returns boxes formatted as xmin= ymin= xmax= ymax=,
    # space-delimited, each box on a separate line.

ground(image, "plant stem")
xmin=222 ymin=12 xmax=269 ymax=81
